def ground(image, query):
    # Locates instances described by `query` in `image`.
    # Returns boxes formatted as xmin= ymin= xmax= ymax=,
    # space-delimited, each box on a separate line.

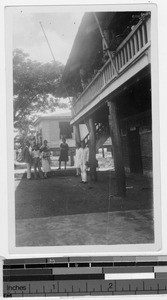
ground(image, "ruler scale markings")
xmin=3 ymin=282 xmax=167 ymax=293
xmin=3 ymin=257 xmax=167 ymax=297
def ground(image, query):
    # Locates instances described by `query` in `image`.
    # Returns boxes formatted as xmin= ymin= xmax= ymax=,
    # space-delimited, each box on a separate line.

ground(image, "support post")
xmin=87 ymin=117 xmax=97 ymax=182
xmin=108 ymin=101 xmax=126 ymax=197
xmin=73 ymin=124 xmax=81 ymax=145
xmin=102 ymin=146 xmax=105 ymax=158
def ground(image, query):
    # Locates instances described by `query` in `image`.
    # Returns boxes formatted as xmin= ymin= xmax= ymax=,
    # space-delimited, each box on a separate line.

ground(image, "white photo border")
xmin=4 ymin=2 xmax=161 ymax=256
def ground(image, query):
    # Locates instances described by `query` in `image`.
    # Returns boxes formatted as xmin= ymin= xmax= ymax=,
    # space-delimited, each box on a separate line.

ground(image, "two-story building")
xmin=58 ymin=11 xmax=152 ymax=195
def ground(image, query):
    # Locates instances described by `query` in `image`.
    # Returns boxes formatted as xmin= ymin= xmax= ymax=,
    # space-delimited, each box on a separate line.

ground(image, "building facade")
xmin=34 ymin=113 xmax=75 ymax=154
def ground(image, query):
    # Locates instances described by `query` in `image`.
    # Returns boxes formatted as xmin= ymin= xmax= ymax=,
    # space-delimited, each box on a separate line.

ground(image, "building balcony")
xmin=71 ymin=14 xmax=151 ymax=124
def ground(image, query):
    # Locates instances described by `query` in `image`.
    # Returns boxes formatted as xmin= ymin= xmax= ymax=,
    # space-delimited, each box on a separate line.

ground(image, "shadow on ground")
xmin=15 ymin=171 xmax=153 ymax=220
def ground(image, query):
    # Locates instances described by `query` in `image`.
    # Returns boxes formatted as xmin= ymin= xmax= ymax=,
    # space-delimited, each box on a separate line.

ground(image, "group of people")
xmin=22 ymin=139 xmax=51 ymax=180
xmin=22 ymin=137 xmax=90 ymax=183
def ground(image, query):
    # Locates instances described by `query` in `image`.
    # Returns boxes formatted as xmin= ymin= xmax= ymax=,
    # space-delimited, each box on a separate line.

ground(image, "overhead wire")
xmin=39 ymin=21 xmax=72 ymax=104
xmin=14 ymin=21 xmax=74 ymax=125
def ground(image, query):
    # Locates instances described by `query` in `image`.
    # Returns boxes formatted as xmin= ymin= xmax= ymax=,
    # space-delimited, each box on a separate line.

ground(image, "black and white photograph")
xmin=5 ymin=4 xmax=161 ymax=253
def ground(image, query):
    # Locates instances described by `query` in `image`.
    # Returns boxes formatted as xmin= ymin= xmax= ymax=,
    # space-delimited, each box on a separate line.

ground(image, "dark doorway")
xmin=59 ymin=122 xmax=73 ymax=139
xmin=128 ymin=127 xmax=143 ymax=174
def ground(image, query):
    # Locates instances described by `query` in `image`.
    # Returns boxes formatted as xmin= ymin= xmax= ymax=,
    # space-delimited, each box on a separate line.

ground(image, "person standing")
xmin=75 ymin=142 xmax=81 ymax=176
xmin=32 ymin=143 xmax=43 ymax=179
xmin=79 ymin=141 xmax=89 ymax=183
xmin=40 ymin=140 xmax=51 ymax=178
xmin=22 ymin=140 xmax=32 ymax=180
xmin=58 ymin=137 xmax=69 ymax=170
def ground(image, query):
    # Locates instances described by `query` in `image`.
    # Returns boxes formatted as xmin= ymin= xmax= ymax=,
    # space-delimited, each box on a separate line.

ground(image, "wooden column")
xmin=73 ymin=124 xmax=81 ymax=145
xmin=108 ymin=101 xmax=126 ymax=196
xmin=87 ymin=117 xmax=97 ymax=182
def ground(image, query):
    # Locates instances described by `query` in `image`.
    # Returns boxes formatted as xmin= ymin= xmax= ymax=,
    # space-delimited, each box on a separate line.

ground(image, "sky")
xmin=13 ymin=8 xmax=84 ymax=65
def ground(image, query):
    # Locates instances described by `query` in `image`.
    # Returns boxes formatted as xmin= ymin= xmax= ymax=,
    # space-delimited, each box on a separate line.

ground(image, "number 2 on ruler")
xmin=108 ymin=283 xmax=113 ymax=290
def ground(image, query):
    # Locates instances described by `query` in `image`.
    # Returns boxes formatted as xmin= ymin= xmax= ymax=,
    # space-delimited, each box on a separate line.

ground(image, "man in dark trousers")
xmin=22 ymin=140 xmax=32 ymax=180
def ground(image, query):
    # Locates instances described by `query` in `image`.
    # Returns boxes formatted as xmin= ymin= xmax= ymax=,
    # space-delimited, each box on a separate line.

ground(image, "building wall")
xmin=35 ymin=118 xmax=75 ymax=149
xmin=140 ymin=130 xmax=152 ymax=172
xmin=41 ymin=120 xmax=51 ymax=144
xmin=120 ymin=113 xmax=152 ymax=176
xmin=48 ymin=120 xmax=59 ymax=146
xmin=121 ymin=131 xmax=152 ymax=176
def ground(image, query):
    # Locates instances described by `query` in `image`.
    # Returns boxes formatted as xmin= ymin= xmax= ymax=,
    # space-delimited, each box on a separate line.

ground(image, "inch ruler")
xmin=3 ymin=256 xmax=167 ymax=297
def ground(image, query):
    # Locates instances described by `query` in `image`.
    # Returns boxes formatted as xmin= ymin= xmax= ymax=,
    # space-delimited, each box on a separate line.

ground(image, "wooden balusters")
xmin=72 ymin=17 xmax=150 ymax=117
xmin=126 ymin=43 xmax=130 ymax=60
xmin=137 ymin=28 xmax=142 ymax=49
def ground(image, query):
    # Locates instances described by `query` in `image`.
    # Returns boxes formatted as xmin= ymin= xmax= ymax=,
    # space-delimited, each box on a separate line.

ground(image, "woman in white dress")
xmin=40 ymin=140 xmax=51 ymax=178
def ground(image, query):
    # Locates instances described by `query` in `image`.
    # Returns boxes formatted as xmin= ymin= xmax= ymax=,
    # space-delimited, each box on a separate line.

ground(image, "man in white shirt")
xmin=78 ymin=141 xmax=89 ymax=183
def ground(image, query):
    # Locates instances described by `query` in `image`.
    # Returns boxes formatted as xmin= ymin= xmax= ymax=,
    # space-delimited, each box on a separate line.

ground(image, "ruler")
xmin=3 ymin=256 xmax=167 ymax=297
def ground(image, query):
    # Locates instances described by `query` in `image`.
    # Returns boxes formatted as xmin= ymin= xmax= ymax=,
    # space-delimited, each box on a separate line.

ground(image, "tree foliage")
xmin=13 ymin=49 xmax=67 ymax=134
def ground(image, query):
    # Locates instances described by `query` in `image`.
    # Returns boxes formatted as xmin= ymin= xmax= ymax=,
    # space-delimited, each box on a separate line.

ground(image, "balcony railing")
xmin=72 ymin=14 xmax=151 ymax=117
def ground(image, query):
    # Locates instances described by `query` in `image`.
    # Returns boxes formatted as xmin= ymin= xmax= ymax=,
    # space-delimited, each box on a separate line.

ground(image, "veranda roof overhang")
xmin=57 ymin=12 xmax=116 ymax=97
xmin=57 ymin=11 xmax=144 ymax=98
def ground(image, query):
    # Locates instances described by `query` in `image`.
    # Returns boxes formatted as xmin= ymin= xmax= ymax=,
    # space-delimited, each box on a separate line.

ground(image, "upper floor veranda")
xmin=59 ymin=12 xmax=151 ymax=125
